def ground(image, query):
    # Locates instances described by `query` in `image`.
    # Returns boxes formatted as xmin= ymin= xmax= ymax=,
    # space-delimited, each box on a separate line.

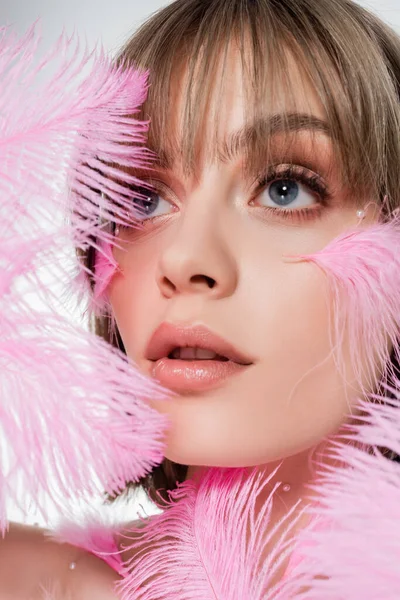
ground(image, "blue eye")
xmin=268 ymin=179 xmax=300 ymax=206
xmin=131 ymin=187 xmax=172 ymax=220
xmin=255 ymin=164 xmax=329 ymax=213
xmin=260 ymin=177 xmax=315 ymax=211
xmin=132 ymin=189 xmax=160 ymax=217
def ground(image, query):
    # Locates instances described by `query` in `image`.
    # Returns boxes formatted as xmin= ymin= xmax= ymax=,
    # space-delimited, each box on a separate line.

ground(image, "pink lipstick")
xmin=145 ymin=322 xmax=254 ymax=393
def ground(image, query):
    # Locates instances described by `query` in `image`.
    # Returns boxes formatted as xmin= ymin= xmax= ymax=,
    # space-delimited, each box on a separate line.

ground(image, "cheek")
xmin=107 ymin=244 xmax=159 ymax=362
xmin=246 ymin=261 xmax=352 ymax=457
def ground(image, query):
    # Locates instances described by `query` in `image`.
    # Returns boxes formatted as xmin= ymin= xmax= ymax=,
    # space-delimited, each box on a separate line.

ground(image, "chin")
xmin=163 ymin=425 xmax=335 ymax=472
xmin=164 ymin=443 xmax=281 ymax=470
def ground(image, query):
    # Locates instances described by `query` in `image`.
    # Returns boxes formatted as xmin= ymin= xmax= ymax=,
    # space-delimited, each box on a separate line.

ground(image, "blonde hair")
xmin=81 ymin=0 xmax=400 ymax=505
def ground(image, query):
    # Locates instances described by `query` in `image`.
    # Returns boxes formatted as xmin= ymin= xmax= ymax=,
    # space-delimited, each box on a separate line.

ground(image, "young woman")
xmin=1 ymin=0 xmax=400 ymax=597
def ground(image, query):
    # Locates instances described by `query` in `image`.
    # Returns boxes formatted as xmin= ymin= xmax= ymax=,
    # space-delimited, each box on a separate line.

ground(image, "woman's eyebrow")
xmin=217 ymin=112 xmax=332 ymax=163
xmin=146 ymin=112 xmax=331 ymax=170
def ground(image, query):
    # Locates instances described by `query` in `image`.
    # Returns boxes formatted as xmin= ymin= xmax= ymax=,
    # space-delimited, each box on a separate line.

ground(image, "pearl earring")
xmin=114 ymin=225 xmax=120 ymax=236
xmin=356 ymin=209 xmax=366 ymax=220
xmin=282 ymin=483 xmax=291 ymax=492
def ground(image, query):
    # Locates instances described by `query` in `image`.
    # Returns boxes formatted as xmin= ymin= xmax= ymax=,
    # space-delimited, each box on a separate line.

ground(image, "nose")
xmin=156 ymin=193 xmax=238 ymax=300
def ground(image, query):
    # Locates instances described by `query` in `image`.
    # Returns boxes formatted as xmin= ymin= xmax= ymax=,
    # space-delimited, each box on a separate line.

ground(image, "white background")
xmin=0 ymin=0 xmax=398 ymax=527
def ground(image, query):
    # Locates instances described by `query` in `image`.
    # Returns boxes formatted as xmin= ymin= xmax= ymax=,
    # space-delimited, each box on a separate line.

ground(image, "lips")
xmin=145 ymin=322 xmax=254 ymax=365
xmin=144 ymin=322 xmax=255 ymax=393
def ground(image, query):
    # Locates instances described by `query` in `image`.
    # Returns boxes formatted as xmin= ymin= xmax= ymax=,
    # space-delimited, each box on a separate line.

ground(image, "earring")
xmin=356 ymin=209 xmax=366 ymax=221
xmin=114 ymin=225 xmax=120 ymax=236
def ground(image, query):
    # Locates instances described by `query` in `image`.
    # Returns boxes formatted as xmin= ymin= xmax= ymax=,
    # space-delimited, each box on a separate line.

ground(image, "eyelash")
xmin=252 ymin=163 xmax=332 ymax=223
xmin=125 ymin=163 xmax=332 ymax=227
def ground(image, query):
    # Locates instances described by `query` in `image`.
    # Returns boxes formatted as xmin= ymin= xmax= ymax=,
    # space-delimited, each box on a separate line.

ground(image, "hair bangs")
xmin=115 ymin=0 xmax=400 ymax=211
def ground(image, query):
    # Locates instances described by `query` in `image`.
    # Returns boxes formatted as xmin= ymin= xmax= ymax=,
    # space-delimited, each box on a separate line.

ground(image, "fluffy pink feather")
xmin=108 ymin=466 xmax=307 ymax=600
xmin=92 ymin=238 xmax=122 ymax=313
xmin=287 ymin=216 xmax=400 ymax=398
xmin=275 ymin=391 xmax=400 ymax=599
xmin=0 ymin=23 xmax=173 ymax=532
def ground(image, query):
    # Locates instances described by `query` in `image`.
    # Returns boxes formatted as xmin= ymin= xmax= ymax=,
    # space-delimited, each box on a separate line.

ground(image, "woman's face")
xmin=108 ymin=47 xmax=379 ymax=468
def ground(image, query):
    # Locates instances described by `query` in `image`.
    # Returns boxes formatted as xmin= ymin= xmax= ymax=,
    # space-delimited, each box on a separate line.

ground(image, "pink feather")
xmin=109 ymin=466 xmax=307 ymax=599
xmin=91 ymin=238 xmax=122 ymax=314
xmin=276 ymin=389 xmax=400 ymax=599
xmin=287 ymin=216 xmax=400 ymax=398
xmin=0 ymin=23 xmax=173 ymax=533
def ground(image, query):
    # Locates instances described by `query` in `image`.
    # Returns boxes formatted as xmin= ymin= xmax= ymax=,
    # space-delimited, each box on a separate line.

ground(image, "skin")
xmin=108 ymin=43 xmax=380 ymax=586
xmin=0 ymin=523 xmax=121 ymax=599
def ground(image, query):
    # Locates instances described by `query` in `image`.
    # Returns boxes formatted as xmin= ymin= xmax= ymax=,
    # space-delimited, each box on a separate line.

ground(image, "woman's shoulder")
xmin=0 ymin=522 xmax=121 ymax=599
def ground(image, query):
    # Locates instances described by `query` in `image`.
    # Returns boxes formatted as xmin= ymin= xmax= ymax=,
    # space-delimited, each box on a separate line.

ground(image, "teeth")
xmin=170 ymin=347 xmax=221 ymax=360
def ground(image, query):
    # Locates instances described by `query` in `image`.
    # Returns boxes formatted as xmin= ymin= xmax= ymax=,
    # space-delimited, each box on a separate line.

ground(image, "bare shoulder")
xmin=0 ymin=522 xmax=121 ymax=599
